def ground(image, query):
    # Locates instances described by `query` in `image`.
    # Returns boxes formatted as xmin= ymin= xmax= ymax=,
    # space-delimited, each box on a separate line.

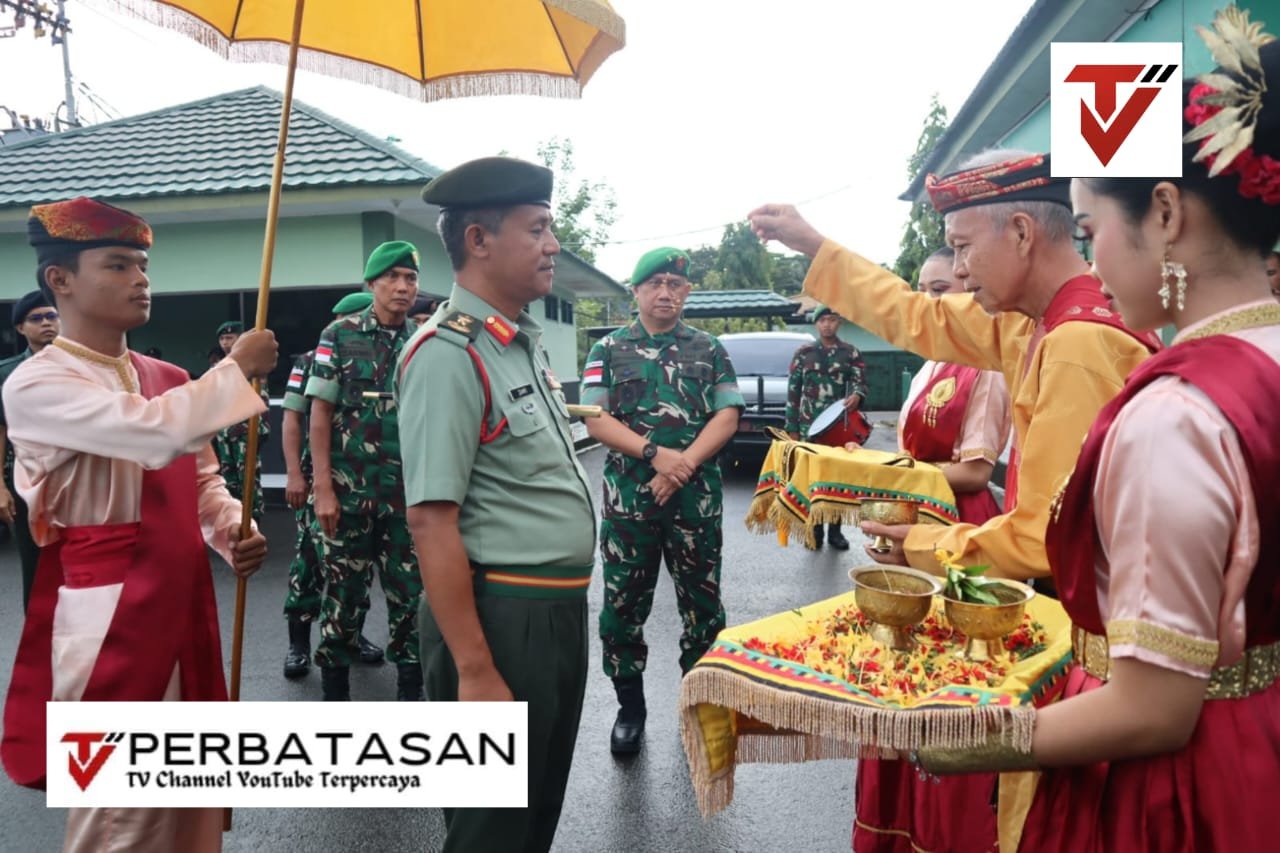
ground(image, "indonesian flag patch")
xmin=287 ymin=367 xmax=305 ymax=389
xmin=582 ymin=360 xmax=604 ymax=385
xmin=315 ymin=344 xmax=334 ymax=365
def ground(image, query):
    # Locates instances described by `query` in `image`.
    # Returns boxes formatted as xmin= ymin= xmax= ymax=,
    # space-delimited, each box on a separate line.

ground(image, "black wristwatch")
xmin=641 ymin=442 xmax=658 ymax=463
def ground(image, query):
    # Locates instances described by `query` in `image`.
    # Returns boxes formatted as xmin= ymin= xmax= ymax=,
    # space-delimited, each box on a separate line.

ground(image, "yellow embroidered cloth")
xmin=746 ymin=440 xmax=959 ymax=547
xmin=678 ymin=590 xmax=1073 ymax=817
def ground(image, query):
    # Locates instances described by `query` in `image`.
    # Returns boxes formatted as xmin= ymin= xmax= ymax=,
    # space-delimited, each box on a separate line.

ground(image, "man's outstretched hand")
xmin=747 ymin=204 xmax=826 ymax=258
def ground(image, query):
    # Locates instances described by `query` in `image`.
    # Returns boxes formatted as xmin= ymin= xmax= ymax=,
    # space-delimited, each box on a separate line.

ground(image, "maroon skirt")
xmin=1018 ymin=664 xmax=1280 ymax=852
xmin=853 ymin=760 xmax=997 ymax=853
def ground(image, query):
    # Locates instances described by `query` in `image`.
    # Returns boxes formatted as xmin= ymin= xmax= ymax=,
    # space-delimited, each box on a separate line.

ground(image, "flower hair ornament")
xmin=1183 ymin=6 xmax=1280 ymax=203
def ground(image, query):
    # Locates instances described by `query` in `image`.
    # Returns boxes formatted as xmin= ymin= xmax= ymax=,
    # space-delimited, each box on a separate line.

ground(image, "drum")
xmin=807 ymin=399 xmax=872 ymax=447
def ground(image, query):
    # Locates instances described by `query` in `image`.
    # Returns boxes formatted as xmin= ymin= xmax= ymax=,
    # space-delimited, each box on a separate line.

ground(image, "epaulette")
xmin=436 ymin=311 xmax=482 ymax=344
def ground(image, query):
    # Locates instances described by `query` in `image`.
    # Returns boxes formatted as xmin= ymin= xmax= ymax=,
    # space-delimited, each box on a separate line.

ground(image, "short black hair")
xmin=35 ymin=249 xmax=81 ymax=301
xmin=437 ymin=208 xmax=510 ymax=271
xmin=1085 ymin=61 xmax=1280 ymax=258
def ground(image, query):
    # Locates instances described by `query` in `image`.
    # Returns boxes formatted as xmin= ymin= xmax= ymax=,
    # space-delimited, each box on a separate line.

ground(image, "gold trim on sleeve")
xmin=1107 ymin=619 xmax=1219 ymax=671
xmin=1073 ymin=627 xmax=1279 ymax=699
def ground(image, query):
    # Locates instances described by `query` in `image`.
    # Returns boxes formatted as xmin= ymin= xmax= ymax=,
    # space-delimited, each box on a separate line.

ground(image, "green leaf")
xmin=963 ymin=583 xmax=1000 ymax=606
xmin=962 ymin=564 xmax=990 ymax=577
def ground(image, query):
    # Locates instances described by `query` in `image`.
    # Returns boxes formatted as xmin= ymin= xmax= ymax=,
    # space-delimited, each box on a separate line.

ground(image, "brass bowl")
xmin=858 ymin=498 xmax=919 ymax=553
xmin=849 ymin=566 xmax=942 ymax=651
xmin=943 ymin=580 xmax=1035 ymax=662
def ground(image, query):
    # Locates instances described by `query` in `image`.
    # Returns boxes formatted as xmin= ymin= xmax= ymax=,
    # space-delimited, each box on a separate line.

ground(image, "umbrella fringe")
xmin=544 ymin=0 xmax=627 ymax=42
xmin=92 ymin=0 xmax=595 ymax=102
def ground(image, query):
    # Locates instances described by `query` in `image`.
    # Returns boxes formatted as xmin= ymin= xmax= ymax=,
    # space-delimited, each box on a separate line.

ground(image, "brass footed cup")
xmin=943 ymin=579 xmax=1035 ymax=662
xmin=849 ymin=566 xmax=942 ymax=651
xmin=858 ymin=498 xmax=919 ymax=553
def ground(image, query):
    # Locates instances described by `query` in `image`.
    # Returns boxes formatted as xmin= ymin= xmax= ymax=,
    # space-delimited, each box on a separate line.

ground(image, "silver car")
xmin=719 ymin=330 xmax=813 ymax=459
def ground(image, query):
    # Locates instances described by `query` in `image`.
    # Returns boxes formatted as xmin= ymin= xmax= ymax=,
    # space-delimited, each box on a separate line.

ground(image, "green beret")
xmin=631 ymin=247 xmax=691 ymax=286
xmin=810 ymin=305 xmax=837 ymax=322
xmin=331 ymin=292 xmax=373 ymax=315
xmin=364 ymin=240 xmax=419 ymax=282
xmin=421 ymin=156 xmax=553 ymax=211
xmin=216 ymin=321 xmax=243 ymax=336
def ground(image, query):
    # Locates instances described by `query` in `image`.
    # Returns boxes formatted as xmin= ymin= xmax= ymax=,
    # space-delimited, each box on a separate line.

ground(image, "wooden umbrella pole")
xmin=226 ymin=0 xmax=306 ymax=833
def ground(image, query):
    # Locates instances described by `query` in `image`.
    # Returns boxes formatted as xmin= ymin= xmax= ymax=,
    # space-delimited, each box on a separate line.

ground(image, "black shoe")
xmin=321 ymin=666 xmax=350 ymax=701
xmin=356 ymin=634 xmax=385 ymax=665
xmin=827 ymin=527 xmax=850 ymax=551
xmin=283 ymin=618 xmax=311 ymax=680
xmin=396 ymin=663 xmax=424 ymax=701
xmin=610 ymin=675 xmax=646 ymax=755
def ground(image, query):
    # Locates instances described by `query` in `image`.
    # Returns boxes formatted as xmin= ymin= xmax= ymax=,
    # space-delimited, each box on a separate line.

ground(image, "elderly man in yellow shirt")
xmin=749 ymin=150 xmax=1162 ymax=853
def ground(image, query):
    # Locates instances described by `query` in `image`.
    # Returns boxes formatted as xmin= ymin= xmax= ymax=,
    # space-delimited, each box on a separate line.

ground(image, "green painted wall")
xmin=1001 ymin=0 xmax=1272 ymax=150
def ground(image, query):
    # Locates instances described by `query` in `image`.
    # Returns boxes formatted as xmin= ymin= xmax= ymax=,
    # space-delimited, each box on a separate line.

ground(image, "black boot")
xmin=610 ymin=675 xmax=646 ymax=755
xmin=827 ymin=524 xmax=850 ymax=551
xmin=283 ymin=618 xmax=311 ymax=680
xmin=321 ymin=666 xmax=350 ymax=701
xmin=396 ymin=663 xmax=424 ymax=701
xmin=356 ymin=634 xmax=385 ymax=665
xmin=806 ymin=526 xmax=825 ymax=551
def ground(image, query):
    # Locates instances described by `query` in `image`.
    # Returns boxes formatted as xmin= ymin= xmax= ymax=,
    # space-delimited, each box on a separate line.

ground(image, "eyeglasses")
xmin=24 ymin=311 xmax=58 ymax=324
xmin=639 ymin=275 xmax=690 ymax=292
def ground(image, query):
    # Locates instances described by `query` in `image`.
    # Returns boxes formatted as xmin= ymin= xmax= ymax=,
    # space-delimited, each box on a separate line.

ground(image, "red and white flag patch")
xmin=582 ymin=360 xmax=604 ymax=386
xmin=315 ymin=344 xmax=334 ymax=365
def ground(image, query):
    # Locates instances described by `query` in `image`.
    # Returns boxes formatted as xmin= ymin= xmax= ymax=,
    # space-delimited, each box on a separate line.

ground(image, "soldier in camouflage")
xmin=210 ymin=320 xmax=270 ymax=522
xmin=581 ymin=246 xmax=744 ymax=755
xmin=784 ymin=304 xmax=868 ymax=550
xmin=306 ymin=241 xmax=423 ymax=701
xmin=280 ymin=291 xmax=384 ymax=679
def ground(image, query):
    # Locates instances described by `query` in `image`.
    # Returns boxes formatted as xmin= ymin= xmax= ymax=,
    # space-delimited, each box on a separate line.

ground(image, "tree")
xmin=892 ymin=94 xmax=949 ymax=288
xmin=535 ymin=137 xmax=617 ymax=264
xmin=715 ymin=221 xmax=773 ymax=290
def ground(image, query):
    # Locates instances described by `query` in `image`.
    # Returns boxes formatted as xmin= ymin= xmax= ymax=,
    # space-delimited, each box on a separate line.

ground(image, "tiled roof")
xmin=681 ymin=289 xmax=802 ymax=318
xmin=0 ymin=86 xmax=439 ymax=206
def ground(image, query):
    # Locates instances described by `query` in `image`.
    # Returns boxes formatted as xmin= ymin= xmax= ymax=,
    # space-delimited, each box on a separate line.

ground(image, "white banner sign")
xmin=46 ymin=702 xmax=527 ymax=808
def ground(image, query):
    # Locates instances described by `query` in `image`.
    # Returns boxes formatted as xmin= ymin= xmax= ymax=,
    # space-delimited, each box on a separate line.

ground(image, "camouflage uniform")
xmin=783 ymin=339 xmax=869 ymax=436
xmin=581 ymin=321 xmax=745 ymax=678
xmin=0 ymin=350 xmax=39 ymax=607
xmin=304 ymin=306 xmax=421 ymax=668
xmin=211 ymin=389 xmax=270 ymax=522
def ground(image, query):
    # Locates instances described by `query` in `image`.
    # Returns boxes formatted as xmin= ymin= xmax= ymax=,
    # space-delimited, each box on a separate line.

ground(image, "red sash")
xmin=1004 ymin=275 xmax=1162 ymax=510
xmin=901 ymin=363 xmax=981 ymax=464
xmin=1046 ymin=335 xmax=1280 ymax=645
xmin=2 ymin=354 xmax=227 ymax=790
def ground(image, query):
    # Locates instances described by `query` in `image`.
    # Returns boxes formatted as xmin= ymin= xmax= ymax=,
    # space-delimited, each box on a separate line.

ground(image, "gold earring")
xmin=1160 ymin=249 xmax=1188 ymax=311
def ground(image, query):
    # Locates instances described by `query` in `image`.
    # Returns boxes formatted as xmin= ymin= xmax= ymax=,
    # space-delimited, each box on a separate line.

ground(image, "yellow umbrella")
xmin=89 ymin=0 xmax=625 ymax=807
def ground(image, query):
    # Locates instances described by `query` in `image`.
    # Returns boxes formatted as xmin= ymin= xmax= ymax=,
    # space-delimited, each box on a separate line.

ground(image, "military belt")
xmin=471 ymin=563 xmax=594 ymax=600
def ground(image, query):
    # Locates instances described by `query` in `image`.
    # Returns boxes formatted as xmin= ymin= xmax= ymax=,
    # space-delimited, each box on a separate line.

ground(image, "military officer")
xmin=280 ymin=291 xmax=383 ymax=678
xmin=211 ymin=319 xmax=270 ymax=522
xmin=581 ymin=247 xmax=744 ymax=755
xmin=0 ymin=290 xmax=60 ymax=607
xmin=398 ymin=157 xmax=596 ymax=853
xmin=783 ymin=304 xmax=869 ymax=550
xmin=306 ymin=242 xmax=423 ymax=701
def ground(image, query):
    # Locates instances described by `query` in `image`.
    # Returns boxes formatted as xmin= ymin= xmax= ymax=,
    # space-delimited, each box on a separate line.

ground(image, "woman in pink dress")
xmin=918 ymin=11 xmax=1280 ymax=851
xmin=855 ymin=248 xmax=1013 ymax=853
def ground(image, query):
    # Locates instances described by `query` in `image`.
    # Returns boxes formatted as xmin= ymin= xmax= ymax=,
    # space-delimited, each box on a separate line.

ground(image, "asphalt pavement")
xmin=0 ymin=415 xmax=906 ymax=852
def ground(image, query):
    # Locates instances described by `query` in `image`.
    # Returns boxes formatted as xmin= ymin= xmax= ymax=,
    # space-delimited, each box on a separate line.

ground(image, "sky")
xmin=0 ymin=0 xmax=1036 ymax=281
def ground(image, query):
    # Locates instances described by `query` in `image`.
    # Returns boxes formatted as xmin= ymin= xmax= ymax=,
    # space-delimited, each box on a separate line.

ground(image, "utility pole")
xmin=54 ymin=0 xmax=75 ymax=126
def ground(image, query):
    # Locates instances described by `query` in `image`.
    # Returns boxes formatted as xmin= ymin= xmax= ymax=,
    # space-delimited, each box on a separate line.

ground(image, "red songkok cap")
xmin=924 ymin=153 xmax=1071 ymax=215
xmin=27 ymin=197 xmax=152 ymax=263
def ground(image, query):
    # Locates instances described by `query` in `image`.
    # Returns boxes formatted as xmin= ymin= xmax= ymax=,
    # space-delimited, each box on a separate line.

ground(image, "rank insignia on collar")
xmin=441 ymin=311 xmax=480 ymax=340
xmin=484 ymin=315 xmax=517 ymax=347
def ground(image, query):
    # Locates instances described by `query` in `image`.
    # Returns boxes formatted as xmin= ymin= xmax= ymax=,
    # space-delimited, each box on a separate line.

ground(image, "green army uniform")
xmin=783 ymin=336 xmax=869 ymax=436
xmin=399 ymin=283 xmax=597 ymax=853
xmin=581 ymin=320 xmax=745 ymax=679
xmin=280 ymin=349 xmax=331 ymax=623
xmin=211 ymin=391 xmax=270 ymax=522
xmin=0 ymin=350 xmax=39 ymax=607
xmin=783 ymin=307 xmax=868 ymax=550
xmin=305 ymin=304 xmax=421 ymax=670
